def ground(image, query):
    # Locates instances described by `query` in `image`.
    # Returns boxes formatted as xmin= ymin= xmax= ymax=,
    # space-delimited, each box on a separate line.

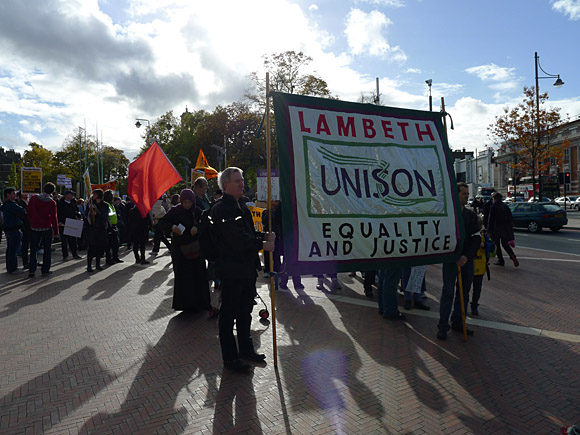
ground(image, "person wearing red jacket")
xmin=27 ymin=182 xmax=59 ymax=278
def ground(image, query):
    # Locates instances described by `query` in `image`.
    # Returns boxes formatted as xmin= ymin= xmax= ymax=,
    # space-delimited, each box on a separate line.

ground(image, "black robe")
xmin=160 ymin=204 xmax=211 ymax=311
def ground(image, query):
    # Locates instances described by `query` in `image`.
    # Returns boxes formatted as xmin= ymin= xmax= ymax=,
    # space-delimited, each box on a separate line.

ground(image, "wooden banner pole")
xmin=442 ymin=96 xmax=467 ymax=342
xmin=265 ymin=73 xmax=278 ymax=367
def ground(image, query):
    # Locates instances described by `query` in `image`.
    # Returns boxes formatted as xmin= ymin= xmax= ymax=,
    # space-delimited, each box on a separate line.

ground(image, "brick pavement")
xmin=0 ymin=243 xmax=579 ymax=434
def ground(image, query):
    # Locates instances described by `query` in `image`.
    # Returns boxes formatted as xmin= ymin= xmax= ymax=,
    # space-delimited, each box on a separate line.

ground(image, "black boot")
xmin=471 ymin=304 xmax=479 ymax=316
xmin=87 ymin=256 xmax=93 ymax=272
xmin=96 ymin=257 xmax=103 ymax=270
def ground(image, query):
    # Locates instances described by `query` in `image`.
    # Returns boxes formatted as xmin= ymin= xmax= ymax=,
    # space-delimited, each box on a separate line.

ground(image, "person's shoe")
xmin=471 ymin=305 xmax=479 ymax=316
xmin=41 ymin=271 xmax=52 ymax=277
xmin=72 ymin=255 xmax=82 ymax=260
xmin=140 ymin=259 xmax=150 ymax=265
xmin=224 ymin=358 xmax=251 ymax=372
xmin=436 ymin=330 xmax=447 ymax=341
xmin=239 ymin=351 xmax=266 ymax=362
xmin=511 ymin=257 xmax=519 ymax=267
xmin=403 ymin=300 xmax=412 ymax=310
xmin=87 ymin=266 xmax=94 ymax=273
xmin=28 ymin=272 xmax=35 ymax=278
xmin=151 ymin=251 xmax=159 ymax=256
xmin=62 ymin=256 xmax=69 ymax=261
xmin=364 ymin=285 xmax=373 ymax=298
xmin=494 ymin=261 xmax=505 ymax=266
xmin=96 ymin=260 xmax=103 ymax=270
xmin=383 ymin=311 xmax=406 ymax=321
xmin=330 ymin=279 xmax=341 ymax=290
xmin=414 ymin=301 xmax=431 ymax=311
xmin=451 ymin=326 xmax=475 ymax=336
xmin=279 ymin=281 xmax=288 ymax=290
xmin=294 ymin=282 xmax=304 ymax=290
xmin=22 ymin=264 xmax=29 ymax=270
xmin=114 ymin=258 xmax=124 ymax=263
xmin=316 ymin=279 xmax=324 ymax=290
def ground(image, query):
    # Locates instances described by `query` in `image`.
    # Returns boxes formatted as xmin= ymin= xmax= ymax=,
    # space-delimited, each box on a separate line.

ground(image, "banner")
xmin=248 ymin=205 xmax=265 ymax=232
xmin=272 ymin=93 xmax=463 ymax=274
xmin=83 ymin=168 xmax=92 ymax=198
xmin=21 ymin=167 xmax=42 ymax=195
xmin=91 ymin=180 xmax=117 ymax=192
xmin=257 ymin=169 xmax=279 ymax=201
xmin=56 ymin=174 xmax=70 ymax=187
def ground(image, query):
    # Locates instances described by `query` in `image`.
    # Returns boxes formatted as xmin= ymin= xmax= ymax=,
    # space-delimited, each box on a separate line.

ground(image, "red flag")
xmin=128 ymin=142 xmax=182 ymax=217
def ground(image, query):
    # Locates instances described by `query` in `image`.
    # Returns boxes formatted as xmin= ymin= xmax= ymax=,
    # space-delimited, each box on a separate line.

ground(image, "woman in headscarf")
xmin=85 ymin=189 xmax=109 ymax=272
xmin=159 ymin=189 xmax=211 ymax=312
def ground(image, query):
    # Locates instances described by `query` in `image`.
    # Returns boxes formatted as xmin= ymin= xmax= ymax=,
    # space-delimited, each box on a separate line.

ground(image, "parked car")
xmin=504 ymin=196 xmax=525 ymax=204
xmin=508 ymin=202 xmax=568 ymax=232
xmin=573 ymin=197 xmax=580 ymax=211
xmin=527 ymin=197 xmax=553 ymax=203
xmin=554 ymin=196 xmax=578 ymax=209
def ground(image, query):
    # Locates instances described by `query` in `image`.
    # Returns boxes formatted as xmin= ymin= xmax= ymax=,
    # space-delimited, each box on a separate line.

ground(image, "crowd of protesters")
xmin=1 ymin=172 xmax=518 ymax=372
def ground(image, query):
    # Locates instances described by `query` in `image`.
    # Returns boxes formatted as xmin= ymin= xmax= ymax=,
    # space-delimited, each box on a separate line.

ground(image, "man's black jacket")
xmin=462 ymin=207 xmax=482 ymax=261
xmin=210 ymin=193 xmax=263 ymax=280
xmin=57 ymin=198 xmax=81 ymax=224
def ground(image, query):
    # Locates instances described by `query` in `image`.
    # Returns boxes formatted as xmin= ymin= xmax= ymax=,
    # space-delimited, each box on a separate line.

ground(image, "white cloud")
xmin=465 ymin=63 xmax=519 ymax=98
xmin=465 ymin=64 xmax=516 ymax=82
xmin=0 ymin=0 xmax=339 ymax=155
xmin=344 ymin=9 xmax=407 ymax=62
xmin=552 ymin=0 xmax=580 ymax=20
xmin=309 ymin=4 xmax=319 ymax=11
xmin=405 ymin=67 xmax=421 ymax=74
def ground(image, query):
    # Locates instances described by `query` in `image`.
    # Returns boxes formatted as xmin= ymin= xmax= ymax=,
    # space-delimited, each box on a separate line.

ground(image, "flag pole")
xmin=266 ymin=72 xmax=278 ymax=367
xmin=442 ymin=96 xmax=467 ymax=342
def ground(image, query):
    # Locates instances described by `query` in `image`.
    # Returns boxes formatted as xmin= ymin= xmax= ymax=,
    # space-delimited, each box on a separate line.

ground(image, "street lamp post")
xmin=135 ymin=118 xmax=151 ymax=145
xmin=425 ymin=79 xmax=433 ymax=111
xmin=534 ymin=52 xmax=564 ymax=200
xmin=211 ymin=137 xmax=227 ymax=172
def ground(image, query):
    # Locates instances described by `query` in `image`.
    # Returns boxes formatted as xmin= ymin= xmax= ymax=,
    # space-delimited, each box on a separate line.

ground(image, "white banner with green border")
xmin=272 ymin=93 xmax=464 ymax=274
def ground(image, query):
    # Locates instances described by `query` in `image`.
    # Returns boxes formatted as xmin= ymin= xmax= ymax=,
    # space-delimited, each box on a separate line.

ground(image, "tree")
xmin=488 ymin=87 xmax=567 ymax=199
xmin=245 ymin=51 xmax=333 ymax=109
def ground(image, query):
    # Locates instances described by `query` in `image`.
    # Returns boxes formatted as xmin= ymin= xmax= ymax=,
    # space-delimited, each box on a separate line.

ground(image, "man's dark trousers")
xmin=29 ymin=229 xmax=53 ymax=274
xmin=438 ymin=261 xmax=474 ymax=332
xmin=219 ymin=278 xmax=256 ymax=361
xmin=5 ymin=229 xmax=22 ymax=273
xmin=61 ymin=234 xmax=78 ymax=258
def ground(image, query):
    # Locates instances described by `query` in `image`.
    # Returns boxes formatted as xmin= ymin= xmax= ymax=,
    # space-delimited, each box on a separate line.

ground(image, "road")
xmin=511 ymin=208 xmax=580 ymax=256
xmin=515 ymin=227 xmax=580 ymax=256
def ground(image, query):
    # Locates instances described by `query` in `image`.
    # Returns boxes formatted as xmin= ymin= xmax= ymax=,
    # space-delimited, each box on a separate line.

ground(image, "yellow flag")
xmin=195 ymin=149 xmax=210 ymax=168
xmin=83 ymin=168 xmax=92 ymax=198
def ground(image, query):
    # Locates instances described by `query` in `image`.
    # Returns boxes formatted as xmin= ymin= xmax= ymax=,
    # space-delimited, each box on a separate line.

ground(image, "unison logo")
xmin=305 ymin=140 xmax=446 ymax=216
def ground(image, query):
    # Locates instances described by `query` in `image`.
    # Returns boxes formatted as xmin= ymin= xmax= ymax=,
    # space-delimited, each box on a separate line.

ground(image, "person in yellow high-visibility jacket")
xmin=470 ymin=230 xmax=495 ymax=316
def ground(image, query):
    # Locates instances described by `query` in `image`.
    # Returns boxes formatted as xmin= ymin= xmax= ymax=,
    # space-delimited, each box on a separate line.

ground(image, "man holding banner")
xmin=210 ymin=167 xmax=276 ymax=373
xmin=437 ymin=182 xmax=481 ymax=340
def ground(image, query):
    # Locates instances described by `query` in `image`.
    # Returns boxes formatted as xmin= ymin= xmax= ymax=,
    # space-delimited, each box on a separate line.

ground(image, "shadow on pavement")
xmin=79 ymin=312 xmax=221 ymax=434
xmin=275 ymin=288 xmax=386 ymax=428
xmin=325 ymin=285 xmax=580 ymax=433
xmin=212 ymin=367 xmax=261 ymax=434
xmin=0 ymin=347 xmax=117 ymax=433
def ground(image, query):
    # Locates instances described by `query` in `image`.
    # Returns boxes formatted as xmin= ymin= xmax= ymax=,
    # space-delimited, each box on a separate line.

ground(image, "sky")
xmin=1 ymin=0 xmax=579 ymax=161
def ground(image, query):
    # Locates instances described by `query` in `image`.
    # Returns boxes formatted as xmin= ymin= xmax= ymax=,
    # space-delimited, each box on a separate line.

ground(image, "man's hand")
xmin=456 ymin=255 xmax=468 ymax=267
xmin=265 ymin=232 xmax=276 ymax=242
